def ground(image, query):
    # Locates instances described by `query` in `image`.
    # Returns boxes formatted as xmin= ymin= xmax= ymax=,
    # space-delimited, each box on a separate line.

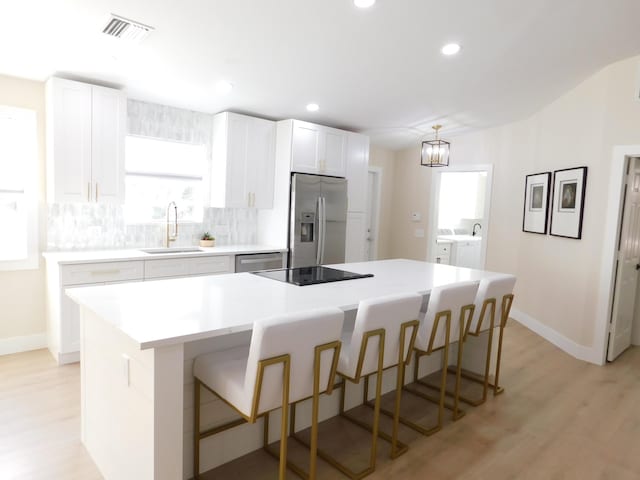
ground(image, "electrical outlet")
xmin=411 ymin=212 xmax=422 ymax=222
xmin=414 ymin=228 xmax=425 ymax=238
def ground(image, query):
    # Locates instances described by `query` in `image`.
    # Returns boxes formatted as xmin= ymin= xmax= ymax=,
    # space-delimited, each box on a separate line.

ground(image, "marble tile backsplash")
xmin=47 ymin=204 xmax=258 ymax=251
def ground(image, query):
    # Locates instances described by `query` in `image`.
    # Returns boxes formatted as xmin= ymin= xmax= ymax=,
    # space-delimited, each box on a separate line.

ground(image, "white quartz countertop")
xmin=67 ymin=259 xmax=504 ymax=350
xmin=42 ymin=244 xmax=287 ymax=265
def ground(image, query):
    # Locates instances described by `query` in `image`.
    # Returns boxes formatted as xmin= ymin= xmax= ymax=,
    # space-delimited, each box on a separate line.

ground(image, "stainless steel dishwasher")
xmin=235 ymin=252 xmax=284 ymax=272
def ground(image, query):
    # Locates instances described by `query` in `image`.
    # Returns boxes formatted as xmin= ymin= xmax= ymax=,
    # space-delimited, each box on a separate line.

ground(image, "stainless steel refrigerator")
xmin=288 ymin=173 xmax=348 ymax=268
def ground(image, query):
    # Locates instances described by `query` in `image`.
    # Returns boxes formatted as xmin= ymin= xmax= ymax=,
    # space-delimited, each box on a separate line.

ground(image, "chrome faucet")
xmin=472 ymin=223 xmax=482 ymax=236
xmin=166 ymin=201 xmax=178 ymax=247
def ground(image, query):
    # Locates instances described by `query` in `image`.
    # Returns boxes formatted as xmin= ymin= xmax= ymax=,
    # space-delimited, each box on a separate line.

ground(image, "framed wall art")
xmin=522 ymin=172 xmax=551 ymax=234
xmin=550 ymin=166 xmax=588 ymax=239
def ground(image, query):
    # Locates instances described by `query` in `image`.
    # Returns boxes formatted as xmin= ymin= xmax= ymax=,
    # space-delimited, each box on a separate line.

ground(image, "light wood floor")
xmin=2 ymin=323 xmax=639 ymax=479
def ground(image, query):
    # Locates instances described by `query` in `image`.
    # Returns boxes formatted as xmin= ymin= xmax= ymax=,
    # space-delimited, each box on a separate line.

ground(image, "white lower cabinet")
xmin=45 ymin=255 xmax=234 ymax=364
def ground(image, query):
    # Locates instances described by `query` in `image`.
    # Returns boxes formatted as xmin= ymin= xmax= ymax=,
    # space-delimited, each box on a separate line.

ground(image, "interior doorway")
xmin=426 ymin=164 xmax=493 ymax=269
xmin=365 ymin=167 xmax=382 ymax=261
xmin=607 ymin=156 xmax=640 ymax=361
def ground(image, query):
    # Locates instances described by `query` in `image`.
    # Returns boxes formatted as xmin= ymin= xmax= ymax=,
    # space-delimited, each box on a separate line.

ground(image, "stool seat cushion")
xmin=338 ymin=293 xmax=422 ymax=380
xmin=468 ymin=274 xmax=516 ymax=333
xmin=416 ymin=281 xmax=479 ymax=352
xmin=194 ymin=345 xmax=251 ymax=416
xmin=194 ymin=308 xmax=344 ymax=419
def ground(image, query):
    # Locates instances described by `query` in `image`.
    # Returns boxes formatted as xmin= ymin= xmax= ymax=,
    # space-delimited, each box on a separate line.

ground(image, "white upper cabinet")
xmin=290 ymin=120 xmax=346 ymax=177
xmin=46 ymin=77 xmax=126 ymax=204
xmin=211 ymin=112 xmax=276 ymax=209
xmin=345 ymin=132 xmax=369 ymax=212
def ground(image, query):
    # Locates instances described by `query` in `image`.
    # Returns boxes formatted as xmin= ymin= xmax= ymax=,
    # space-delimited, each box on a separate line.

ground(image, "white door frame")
xmin=367 ymin=166 xmax=383 ymax=260
xmin=595 ymin=145 xmax=640 ymax=365
xmin=426 ymin=164 xmax=494 ymax=267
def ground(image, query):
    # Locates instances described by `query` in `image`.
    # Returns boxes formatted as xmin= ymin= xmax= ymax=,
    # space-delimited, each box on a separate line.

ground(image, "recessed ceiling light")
xmin=441 ymin=43 xmax=461 ymax=56
xmin=216 ymin=80 xmax=233 ymax=94
xmin=354 ymin=0 xmax=375 ymax=8
xmin=306 ymin=103 xmax=320 ymax=112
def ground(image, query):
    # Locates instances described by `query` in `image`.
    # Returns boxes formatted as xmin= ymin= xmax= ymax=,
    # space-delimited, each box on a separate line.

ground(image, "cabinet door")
xmin=291 ymin=120 xmax=320 ymax=173
xmin=345 ymin=132 xmax=369 ymax=211
xmin=246 ymin=117 xmax=276 ymax=209
xmin=321 ymin=129 xmax=346 ymax=177
xmin=91 ymin=86 xmax=126 ymax=204
xmin=47 ymin=78 xmax=92 ymax=203
xmin=225 ymin=113 xmax=250 ymax=208
xmin=345 ymin=211 xmax=367 ymax=262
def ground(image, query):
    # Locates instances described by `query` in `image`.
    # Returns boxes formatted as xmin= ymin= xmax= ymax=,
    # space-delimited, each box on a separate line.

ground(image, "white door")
xmin=345 ymin=211 xmax=366 ymax=262
xmin=346 ymin=132 xmax=368 ymax=212
xmin=365 ymin=170 xmax=380 ymax=261
xmin=608 ymin=157 xmax=640 ymax=361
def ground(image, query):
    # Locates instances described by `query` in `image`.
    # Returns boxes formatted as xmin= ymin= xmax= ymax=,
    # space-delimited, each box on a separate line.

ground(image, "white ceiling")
xmin=3 ymin=0 xmax=640 ymax=149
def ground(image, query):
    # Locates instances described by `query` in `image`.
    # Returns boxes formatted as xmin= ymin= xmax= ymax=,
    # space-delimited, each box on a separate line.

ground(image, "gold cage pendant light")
xmin=421 ymin=125 xmax=450 ymax=167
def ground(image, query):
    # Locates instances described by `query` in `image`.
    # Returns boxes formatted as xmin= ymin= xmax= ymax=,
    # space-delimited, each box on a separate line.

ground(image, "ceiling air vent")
xmin=102 ymin=14 xmax=154 ymax=42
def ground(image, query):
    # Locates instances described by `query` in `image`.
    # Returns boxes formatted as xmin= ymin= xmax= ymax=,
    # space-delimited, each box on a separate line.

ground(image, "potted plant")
xmin=200 ymin=232 xmax=215 ymax=248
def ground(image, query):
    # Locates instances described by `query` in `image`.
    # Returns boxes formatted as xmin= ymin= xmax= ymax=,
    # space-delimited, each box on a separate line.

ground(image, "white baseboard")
xmin=0 ymin=332 xmax=47 ymax=356
xmin=511 ymin=309 xmax=603 ymax=365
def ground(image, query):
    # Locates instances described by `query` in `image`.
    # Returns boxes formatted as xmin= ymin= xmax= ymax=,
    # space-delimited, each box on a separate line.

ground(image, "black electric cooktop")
xmin=251 ymin=266 xmax=373 ymax=286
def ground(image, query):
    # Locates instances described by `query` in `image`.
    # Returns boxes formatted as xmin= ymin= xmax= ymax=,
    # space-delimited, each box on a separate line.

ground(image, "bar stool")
xmin=456 ymin=274 xmax=516 ymax=405
xmin=401 ymin=281 xmax=478 ymax=435
xmin=192 ymin=308 xmax=343 ymax=480
xmin=293 ymin=293 xmax=422 ymax=479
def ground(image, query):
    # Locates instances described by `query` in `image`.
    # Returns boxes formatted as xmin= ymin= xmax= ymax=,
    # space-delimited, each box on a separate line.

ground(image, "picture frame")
xmin=522 ymin=172 xmax=551 ymax=234
xmin=550 ymin=166 xmax=588 ymax=239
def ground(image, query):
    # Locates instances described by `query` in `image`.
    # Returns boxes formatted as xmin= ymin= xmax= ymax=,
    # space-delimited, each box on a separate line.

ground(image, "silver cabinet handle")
xmin=95 ymin=183 xmax=99 ymax=202
xmin=87 ymin=182 xmax=91 ymax=202
xmin=90 ymin=269 xmax=121 ymax=276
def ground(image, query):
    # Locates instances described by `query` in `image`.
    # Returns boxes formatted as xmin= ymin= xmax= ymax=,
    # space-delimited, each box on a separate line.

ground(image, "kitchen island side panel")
xmin=80 ymin=307 xmax=183 ymax=480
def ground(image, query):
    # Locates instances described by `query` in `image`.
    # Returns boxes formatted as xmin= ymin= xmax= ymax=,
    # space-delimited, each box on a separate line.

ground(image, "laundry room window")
xmin=124 ymin=135 xmax=207 ymax=223
xmin=0 ymin=106 xmax=38 ymax=271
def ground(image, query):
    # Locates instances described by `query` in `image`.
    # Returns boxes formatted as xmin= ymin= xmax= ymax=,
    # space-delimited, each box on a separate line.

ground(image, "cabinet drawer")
xmin=144 ymin=258 xmax=189 ymax=279
xmin=61 ymin=261 xmax=144 ymax=286
xmin=144 ymin=256 xmax=233 ymax=279
xmin=187 ymin=255 xmax=232 ymax=276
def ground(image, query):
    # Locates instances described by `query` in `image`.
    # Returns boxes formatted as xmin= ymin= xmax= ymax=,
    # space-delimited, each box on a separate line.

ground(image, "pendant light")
xmin=421 ymin=125 xmax=450 ymax=167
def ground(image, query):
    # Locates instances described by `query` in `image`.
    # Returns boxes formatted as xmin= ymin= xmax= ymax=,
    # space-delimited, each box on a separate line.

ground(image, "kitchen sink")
xmin=140 ymin=247 xmax=204 ymax=254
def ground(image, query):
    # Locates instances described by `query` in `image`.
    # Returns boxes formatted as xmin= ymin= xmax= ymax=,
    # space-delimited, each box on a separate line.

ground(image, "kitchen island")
xmin=68 ymin=259 xmax=503 ymax=480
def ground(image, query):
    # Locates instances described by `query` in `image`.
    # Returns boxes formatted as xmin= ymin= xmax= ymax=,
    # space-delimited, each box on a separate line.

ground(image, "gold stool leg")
xmin=193 ymin=378 xmax=201 ymax=480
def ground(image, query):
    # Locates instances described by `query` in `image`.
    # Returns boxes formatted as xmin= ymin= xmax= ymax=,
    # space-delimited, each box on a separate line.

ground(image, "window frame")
xmin=0 ymin=105 xmax=39 ymax=271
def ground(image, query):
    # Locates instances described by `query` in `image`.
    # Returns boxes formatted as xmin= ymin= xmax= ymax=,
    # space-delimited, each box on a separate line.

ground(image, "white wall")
xmin=0 ymin=75 xmax=46 ymax=352
xmin=388 ymin=55 xmax=640 ymax=361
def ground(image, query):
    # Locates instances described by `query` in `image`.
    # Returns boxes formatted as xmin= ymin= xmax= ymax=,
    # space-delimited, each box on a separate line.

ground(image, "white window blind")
xmin=0 ymin=106 xmax=38 ymax=270
xmin=124 ymin=135 xmax=207 ymax=223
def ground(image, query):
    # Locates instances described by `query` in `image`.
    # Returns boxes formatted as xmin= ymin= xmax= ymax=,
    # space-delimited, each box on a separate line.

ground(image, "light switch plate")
xmin=121 ymin=354 xmax=130 ymax=387
xmin=411 ymin=212 xmax=422 ymax=222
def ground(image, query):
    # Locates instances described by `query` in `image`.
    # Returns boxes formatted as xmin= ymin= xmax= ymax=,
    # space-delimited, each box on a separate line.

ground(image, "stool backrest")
xmin=245 ymin=308 xmax=344 ymax=414
xmin=468 ymin=274 xmax=516 ymax=334
xmin=341 ymin=293 xmax=422 ymax=379
xmin=416 ymin=281 xmax=479 ymax=352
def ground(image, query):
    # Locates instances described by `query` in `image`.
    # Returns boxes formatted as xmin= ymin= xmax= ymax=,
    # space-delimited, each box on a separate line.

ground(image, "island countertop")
xmin=66 ymin=259 xmax=503 ymax=350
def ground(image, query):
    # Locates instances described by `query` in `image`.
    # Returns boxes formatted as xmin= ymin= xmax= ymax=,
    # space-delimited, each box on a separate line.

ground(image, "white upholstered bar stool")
xmin=295 ymin=293 xmax=422 ymax=479
xmin=456 ymin=274 xmax=516 ymax=405
xmin=192 ymin=308 xmax=343 ymax=480
xmin=401 ymin=281 xmax=478 ymax=435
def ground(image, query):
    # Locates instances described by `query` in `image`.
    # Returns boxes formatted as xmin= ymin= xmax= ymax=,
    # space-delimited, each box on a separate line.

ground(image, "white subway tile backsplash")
xmin=47 ymin=204 xmax=257 ymax=251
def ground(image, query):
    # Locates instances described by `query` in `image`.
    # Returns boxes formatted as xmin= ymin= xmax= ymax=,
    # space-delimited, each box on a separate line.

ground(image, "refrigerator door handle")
xmin=316 ymin=196 xmax=323 ymax=265
xmin=319 ymin=197 xmax=327 ymax=265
